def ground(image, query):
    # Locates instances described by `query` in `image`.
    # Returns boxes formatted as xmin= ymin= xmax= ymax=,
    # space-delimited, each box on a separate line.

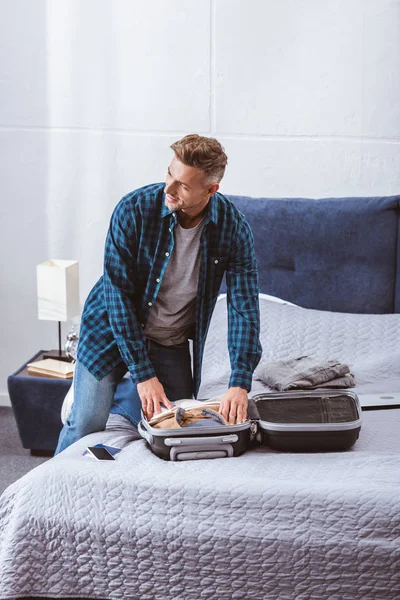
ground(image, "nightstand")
xmin=8 ymin=350 xmax=72 ymax=455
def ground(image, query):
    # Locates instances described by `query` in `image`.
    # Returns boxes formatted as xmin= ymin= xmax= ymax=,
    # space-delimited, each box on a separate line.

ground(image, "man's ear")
xmin=207 ymin=182 xmax=219 ymax=197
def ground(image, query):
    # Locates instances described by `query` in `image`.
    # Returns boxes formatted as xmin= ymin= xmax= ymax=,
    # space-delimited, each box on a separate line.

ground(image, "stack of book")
xmin=27 ymin=358 xmax=75 ymax=379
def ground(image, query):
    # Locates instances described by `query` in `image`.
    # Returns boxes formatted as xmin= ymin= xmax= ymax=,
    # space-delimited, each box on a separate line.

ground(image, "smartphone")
xmin=83 ymin=443 xmax=121 ymax=457
xmin=86 ymin=446 xmax=116 ymax=461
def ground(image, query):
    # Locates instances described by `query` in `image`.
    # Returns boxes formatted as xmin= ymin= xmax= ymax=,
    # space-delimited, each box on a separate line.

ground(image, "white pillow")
xmin=258 ymin=293 xmax=297 ymax=306
xmin=61 ymin=385 xmax=74 ymax=425
xmin=217 ymin=293 xmax=297 ymax=306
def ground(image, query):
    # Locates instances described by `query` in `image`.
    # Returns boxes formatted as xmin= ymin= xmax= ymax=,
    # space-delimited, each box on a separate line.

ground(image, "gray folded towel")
xmin=256 ymin=356 xmax=355 ymax=391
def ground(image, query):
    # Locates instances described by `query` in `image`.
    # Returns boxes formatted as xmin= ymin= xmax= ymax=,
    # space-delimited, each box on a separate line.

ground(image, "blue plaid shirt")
xmin=77 ymin=182 xmax=262 ymax=395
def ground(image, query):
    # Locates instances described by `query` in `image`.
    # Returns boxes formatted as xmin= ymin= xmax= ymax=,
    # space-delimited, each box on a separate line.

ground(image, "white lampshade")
xmin=37 ymin=260 xmax=80 ymax=322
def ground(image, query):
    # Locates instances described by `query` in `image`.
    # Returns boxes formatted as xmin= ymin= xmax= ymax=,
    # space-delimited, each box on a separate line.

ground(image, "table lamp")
xmin=37 ymin=260 xmax=80 ymax=362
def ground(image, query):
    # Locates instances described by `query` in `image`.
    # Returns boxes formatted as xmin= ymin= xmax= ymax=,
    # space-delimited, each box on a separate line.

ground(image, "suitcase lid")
xmin=251 ymin=390 xmax=362 ymax=432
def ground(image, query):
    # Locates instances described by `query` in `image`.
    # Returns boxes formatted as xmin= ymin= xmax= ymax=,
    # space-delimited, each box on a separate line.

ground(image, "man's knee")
xmin=66 ymin=412 xmax=107 ymax=437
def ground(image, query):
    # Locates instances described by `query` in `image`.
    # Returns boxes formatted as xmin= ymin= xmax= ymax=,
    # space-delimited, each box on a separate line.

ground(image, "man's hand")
xmin=219 ymin=387 xmax=248 ymax=424
xmin=137 ymin=377 xmax=173 ymax=421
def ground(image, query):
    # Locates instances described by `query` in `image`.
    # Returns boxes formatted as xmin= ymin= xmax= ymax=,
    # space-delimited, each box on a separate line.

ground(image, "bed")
xmin=1 ymin=194 xmax=400 ymax=600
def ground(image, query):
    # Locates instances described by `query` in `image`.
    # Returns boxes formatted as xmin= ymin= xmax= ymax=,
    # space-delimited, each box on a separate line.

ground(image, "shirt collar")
xmin=207 ymin=194 xmax=219 ymax=225
xmin=160 ymin=192 xmax=219 ymax=225
xmin=161 ymin=199 xmax=174 ymax=219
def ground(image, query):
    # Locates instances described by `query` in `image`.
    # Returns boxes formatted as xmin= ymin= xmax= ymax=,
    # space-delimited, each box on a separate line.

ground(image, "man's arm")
xmin=219 ymin=218 xmax=262 ymax=424
xmin=103 ymin=197 xmax=172 ymax=418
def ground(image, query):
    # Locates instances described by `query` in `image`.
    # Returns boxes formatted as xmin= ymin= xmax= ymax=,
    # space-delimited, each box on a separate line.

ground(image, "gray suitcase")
xmin=138 ymin=403 xmax=255 ymax=461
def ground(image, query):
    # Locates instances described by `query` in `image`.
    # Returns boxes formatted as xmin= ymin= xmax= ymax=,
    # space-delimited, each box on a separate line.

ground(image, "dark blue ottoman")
xmin=8 ymin=350 xmax=72 ymax=454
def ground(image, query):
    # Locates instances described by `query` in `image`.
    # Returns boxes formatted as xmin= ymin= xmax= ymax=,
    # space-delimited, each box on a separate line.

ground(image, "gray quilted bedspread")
xmin=1 ymin=297 xmax=400 ymax=599
xmin=1 ymin=410 xmax=400 ymax=600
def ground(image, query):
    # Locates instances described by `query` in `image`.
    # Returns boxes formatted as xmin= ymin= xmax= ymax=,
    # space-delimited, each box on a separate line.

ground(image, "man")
xmin=56 ymin=134 xmax=261 ymax=454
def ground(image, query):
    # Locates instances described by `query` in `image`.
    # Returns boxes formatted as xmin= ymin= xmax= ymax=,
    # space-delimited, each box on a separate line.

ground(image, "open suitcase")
xmin=138 ymin=389 xmax=362 ymax=461
xmin=138 ymin=411 xmax=253 ymax=461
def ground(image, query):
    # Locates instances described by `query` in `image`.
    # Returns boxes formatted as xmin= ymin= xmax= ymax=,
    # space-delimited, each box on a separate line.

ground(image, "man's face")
xmin=164 ymin=156 xmax=218 ymax=215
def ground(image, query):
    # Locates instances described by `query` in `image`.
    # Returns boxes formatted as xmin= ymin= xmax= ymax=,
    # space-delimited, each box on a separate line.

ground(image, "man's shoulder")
xmin=110 ymin=183 xmax=165 ymax=229
xmin=118 ymin=182 xmax=165 ymax=210
xmin=213 ymin=191 xmax=249 ymax=227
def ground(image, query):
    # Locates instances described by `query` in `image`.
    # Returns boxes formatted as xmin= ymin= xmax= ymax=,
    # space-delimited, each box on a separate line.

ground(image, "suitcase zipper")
xmin=249 ymin=420 xmax=258 ymax=435
xmin=321 ymin=398 xmax=330 ymax=423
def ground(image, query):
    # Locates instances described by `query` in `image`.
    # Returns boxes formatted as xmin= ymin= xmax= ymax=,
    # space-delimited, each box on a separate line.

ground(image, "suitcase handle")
xmin=170 ymin=443 xmax=234 ymax=461
xmin=164 ymin=434 xmax=238 ymax=447
xmin=138 ymin=422 xmax=235 ymax=460
xmin=137 ymin=421 xmax=153 ymax=445
xmin=137 ymin=423 xmax=239 ymax=449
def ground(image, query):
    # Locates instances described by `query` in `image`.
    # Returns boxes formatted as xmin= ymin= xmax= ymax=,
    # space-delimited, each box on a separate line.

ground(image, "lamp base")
xmin=42 ymin=350 xmax=74 ymax=363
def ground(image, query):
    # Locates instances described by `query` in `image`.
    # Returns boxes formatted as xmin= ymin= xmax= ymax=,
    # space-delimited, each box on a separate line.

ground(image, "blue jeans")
xmin=55 ymin=339 xmax=193 ymax=454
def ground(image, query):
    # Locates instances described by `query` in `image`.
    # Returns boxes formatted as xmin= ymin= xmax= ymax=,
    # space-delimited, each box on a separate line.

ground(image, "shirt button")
xmin=169 ymin=228 xmax=172 ymax=233
xmin=156 ymin=278 xmax=160 ymax=283
xmin=165 ymin=252 xmax=169 ymax=257
xmin=214 ymin=259 xmax=219 ymax=264
xmin=148 ymin=302 xmax=153 ymax=307
xmin=141 ymin=323 xmax=145 ymax=328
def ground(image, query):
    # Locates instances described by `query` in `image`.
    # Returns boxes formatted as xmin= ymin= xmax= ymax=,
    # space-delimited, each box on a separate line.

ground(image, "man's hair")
xmin=170 ymin=134 xmax=228 ymax=184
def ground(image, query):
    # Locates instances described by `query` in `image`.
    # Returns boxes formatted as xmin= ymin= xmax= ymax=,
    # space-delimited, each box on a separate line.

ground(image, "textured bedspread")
xmin=1 ymin=298 xmax=400 ymax=599
xmin=1 ymin=410 xmax=400 ymax=600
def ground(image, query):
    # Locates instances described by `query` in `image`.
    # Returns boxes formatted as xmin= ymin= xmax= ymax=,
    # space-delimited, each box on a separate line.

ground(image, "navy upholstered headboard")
xmin=224 ymin=195 xmax=400 ymax=314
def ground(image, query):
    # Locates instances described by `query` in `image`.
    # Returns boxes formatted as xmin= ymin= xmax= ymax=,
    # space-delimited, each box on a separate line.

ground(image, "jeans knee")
xmin=67 ymin=413 xmax=107 ymax=437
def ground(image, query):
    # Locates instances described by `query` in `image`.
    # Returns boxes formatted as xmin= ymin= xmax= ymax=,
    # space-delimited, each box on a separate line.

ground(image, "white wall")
xmin=1 ymin=0 xmax=399 ymax=405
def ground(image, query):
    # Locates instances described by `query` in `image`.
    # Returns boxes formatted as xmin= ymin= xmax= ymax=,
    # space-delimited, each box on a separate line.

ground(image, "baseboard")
xmin=0 ymin=392 xmax=11 ymax=407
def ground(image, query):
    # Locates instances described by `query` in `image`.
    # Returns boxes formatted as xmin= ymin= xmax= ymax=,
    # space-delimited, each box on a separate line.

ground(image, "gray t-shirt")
xmin=144 ymin=217 xmax=205 ymax=346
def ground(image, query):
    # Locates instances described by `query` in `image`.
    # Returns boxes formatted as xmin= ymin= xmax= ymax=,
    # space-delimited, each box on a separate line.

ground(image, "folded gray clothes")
xmin=257 ymin=356 xmax=356 ymax=391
